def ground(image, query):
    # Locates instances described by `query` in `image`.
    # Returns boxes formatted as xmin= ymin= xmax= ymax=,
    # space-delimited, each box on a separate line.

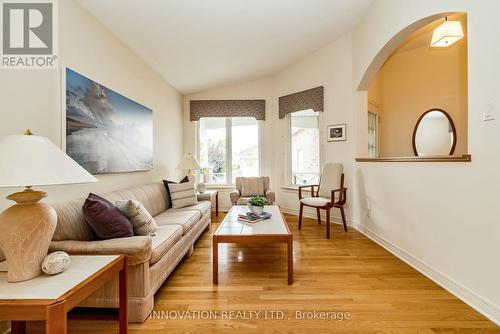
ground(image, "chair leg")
xmin=326 ymin=207 xmax=330 ymax=239
xmin=340 ymin=206 xmax=348 ymax=232
xmin=316 ymin=208 xmax=321 ymax=224
xmin=298 ymin=203 xmax=304 ymax=230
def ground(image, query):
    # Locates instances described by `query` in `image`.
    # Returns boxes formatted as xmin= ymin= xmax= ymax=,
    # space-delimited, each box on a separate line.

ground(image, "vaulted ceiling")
xmin=78 ymin=0 xmax=373 ymax=93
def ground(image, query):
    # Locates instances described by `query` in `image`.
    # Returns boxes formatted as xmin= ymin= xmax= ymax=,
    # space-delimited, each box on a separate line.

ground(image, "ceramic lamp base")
xmin=197 ymin=182 xmax=207 ymax=194
xmin=0 ymin=188 xmax=57 ymax=282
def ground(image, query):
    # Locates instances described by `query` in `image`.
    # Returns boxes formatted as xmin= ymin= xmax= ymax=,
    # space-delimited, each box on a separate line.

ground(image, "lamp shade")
xmin=0 ymin=134 xmax=97 ymax=188
xmin=176 ymin=153 xmax=201 ymax=172
xmin=431 ymin=20 xmax=464 ymax=47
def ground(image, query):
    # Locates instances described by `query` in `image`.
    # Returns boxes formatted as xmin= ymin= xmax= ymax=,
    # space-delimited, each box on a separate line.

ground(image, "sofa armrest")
xmin=229 ymin=190 xmax=240 ymax=205
xmin=265 ymin=190 xmax=275 ymax=204
xmin=49 ymin=236 xmax=152 ymax=266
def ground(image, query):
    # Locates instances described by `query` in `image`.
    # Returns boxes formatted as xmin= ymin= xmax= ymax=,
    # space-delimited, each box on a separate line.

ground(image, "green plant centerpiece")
xmin=247 ymin=195 xmax=268 ymax=215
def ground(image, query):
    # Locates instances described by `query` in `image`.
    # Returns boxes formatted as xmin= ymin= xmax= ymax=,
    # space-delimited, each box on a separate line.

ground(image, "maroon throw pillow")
xmin=82 ymin=193 xmax=134 ymax=239
xmin=163 ymin=176 xmax=189 ymax=208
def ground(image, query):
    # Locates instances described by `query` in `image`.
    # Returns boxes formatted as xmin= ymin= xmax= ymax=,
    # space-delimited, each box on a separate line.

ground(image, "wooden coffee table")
xmin=0 ymin=255 xmax=127 ymax=334
xmin=212 ymin=205 xmax=293 ymax=285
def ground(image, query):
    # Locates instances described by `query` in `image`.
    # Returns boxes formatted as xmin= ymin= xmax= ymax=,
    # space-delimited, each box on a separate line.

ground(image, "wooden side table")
xmin=213 ymin=205 xmax=293 ymax=285
xmin=197 ymin=190 xmax=219 ymax=216
xmin=0 ymin=255 xmax=127 ymax=334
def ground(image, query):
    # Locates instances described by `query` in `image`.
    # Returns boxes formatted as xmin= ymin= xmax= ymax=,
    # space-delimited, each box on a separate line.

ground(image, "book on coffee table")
xmin=237 ymin=211 xmax=272 ymax=224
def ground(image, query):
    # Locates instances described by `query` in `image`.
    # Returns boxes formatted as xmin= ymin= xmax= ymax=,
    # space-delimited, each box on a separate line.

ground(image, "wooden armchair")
xmin=297 ymin=163 xmax=347 ymax=238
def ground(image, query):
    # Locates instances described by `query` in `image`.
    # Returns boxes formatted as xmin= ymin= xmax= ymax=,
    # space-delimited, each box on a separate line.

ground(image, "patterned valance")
xmin=190 ymin=99 xmax=265 ymax=121
xmin=278 ymin=86 xmax=324 ymax=119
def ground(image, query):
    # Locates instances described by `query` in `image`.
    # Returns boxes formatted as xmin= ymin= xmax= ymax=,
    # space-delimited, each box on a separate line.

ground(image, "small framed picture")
xmin=327 ymin=124 xmax=346 ymax=142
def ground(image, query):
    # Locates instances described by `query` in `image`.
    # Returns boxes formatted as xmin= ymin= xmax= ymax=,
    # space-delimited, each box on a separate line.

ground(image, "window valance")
xmin=190 ymin=99 xmax=265 ymax=121
xmin=278 ymin=86 xmax=324 ymax=119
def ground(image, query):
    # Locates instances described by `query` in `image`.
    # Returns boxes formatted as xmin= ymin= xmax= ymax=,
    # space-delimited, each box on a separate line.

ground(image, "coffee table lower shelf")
xmin=212 ymin=233 xmax=293 ymax=285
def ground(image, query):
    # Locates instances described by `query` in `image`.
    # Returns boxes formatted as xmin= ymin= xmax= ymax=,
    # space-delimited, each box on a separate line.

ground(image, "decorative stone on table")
xmin=42 ymin=251 xmax=70 ymax=275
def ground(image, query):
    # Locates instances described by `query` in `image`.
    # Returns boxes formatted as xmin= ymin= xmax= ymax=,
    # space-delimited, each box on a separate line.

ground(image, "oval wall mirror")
xmin=412 ymin=108 xmax=457 ymax=156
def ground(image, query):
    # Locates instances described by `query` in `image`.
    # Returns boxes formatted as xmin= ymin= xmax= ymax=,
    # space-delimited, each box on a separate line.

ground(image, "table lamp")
xmin=0 ymin=130 xmax=97 ymax=282
xmin=176 ymin=153 xmax=201 ymax=175
xmin=176 ymin=153 xmax=207 ymax=193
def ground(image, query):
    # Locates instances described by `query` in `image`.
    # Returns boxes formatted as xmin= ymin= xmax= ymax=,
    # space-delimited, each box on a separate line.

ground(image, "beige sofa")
xmin=48 ymin=182 xmax=211 ymax=323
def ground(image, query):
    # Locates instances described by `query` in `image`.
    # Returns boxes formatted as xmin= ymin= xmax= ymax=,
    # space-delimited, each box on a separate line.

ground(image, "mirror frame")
xmin=412 ymin=108 xmax=457 ymax=156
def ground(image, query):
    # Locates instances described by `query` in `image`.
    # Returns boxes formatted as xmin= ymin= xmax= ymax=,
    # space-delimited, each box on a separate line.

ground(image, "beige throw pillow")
xmin=115 ymin=200 xmax=157 ymax=236
xmin=241 ymin=177 xmax=265 ymax=197
xmin=168 ymin=180 xmax=198 ymax=208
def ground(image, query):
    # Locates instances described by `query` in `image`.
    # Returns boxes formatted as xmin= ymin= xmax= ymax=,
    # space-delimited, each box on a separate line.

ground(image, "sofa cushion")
xmin=167 ymin=180 xmax=198 ymax=208
xmin=53 ymin=183 xmax=168 ymax=241
xmin=82 ymin=193 xmax=134 ymax=240
xmin=150 ymin=225 xmax=183 ymax=265
xmin=116 ymin=199 xmax=158 ymax=236
xmin=169 ymin=201 xmax=211 ymax=217
xmin=100 ymin=183 xmax=169 ymax=217
xmin=49 ymin=235 xmax=152 ymax=266
xmin=163 ymin=176 xmax=189 ymax=208
xmin=53 ymin=198 xmax=95 ymax=241
xmin=154 ymin=210 xmax=201 ymax=235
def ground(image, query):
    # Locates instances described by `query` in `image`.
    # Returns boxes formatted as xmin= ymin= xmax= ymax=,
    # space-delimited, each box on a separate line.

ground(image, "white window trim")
xmin=286 ymin=110 xmax=323 ymax=187
xmin=196 ymin=117 xmax=261 ymax=186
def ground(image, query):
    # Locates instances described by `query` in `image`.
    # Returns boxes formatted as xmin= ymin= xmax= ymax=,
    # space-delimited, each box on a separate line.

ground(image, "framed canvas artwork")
xmin=327 ymin=124 xmax=346 ymax=142
xmin=64 ymin=68 xmax=153 ymax=174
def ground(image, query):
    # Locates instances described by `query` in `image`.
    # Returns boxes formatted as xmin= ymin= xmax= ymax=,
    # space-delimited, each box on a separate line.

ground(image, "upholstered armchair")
xmin=230 ymin=177 xmax=275 ymax=205
xmin=298 ymin=163 xmax=347 ymax=238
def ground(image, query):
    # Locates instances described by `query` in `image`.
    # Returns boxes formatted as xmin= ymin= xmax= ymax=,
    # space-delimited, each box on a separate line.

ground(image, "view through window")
xmin=198 ymin=117 xmax=259 ymax=184
xmin=368 ymin=111 xmax=379 ymax=158
xmin=290 ymin=109 xmax=320 ymax=185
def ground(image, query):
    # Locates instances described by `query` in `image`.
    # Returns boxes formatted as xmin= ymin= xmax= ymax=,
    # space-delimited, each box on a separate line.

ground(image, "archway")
xmin=358 ymin=12 xmax=462 ymax=91
xmin=358 ymin=12 xmax=467 ymax=158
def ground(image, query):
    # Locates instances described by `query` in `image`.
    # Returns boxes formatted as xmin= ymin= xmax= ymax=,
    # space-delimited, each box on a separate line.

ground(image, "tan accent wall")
xmin=368 ymin=15 xmax=468 ymax=157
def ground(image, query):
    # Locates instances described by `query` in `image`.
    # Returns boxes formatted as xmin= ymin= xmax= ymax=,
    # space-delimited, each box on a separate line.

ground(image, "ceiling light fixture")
xmin=431 ymin=17 xmax=464 ymax=47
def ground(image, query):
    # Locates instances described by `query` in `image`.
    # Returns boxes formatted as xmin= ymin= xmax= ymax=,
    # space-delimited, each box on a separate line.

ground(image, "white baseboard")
xmin=352 ymin=222 xmax=500 ymax=326
xmin=217 ymin=205 xmax=499 ymax=325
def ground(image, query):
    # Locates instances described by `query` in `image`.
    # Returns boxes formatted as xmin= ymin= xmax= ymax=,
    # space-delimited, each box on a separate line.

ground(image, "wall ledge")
xmin=281 ymin=186 xmax=313 ymax=192
xmin=355 ymin=154 xmax=471 ymax=163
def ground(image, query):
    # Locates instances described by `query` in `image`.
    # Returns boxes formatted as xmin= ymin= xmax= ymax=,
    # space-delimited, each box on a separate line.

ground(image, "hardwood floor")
xmin=27 ymin=212 xmax=498 ymax=333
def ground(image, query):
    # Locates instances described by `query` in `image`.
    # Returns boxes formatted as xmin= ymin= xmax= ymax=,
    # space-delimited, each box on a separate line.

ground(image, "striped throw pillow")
xmin=115 ymin=200 xmax=158 ymax=236
xmin=168 ymin=180 xmax=198 ymax=208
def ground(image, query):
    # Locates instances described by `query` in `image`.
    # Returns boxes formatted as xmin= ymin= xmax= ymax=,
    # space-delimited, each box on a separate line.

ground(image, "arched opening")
xmin=359 ymin=12 xmax=468 ymax=160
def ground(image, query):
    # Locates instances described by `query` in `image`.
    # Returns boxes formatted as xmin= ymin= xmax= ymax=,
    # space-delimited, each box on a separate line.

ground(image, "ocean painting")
xmin=65 ymin=68 xmax=153 ymax=174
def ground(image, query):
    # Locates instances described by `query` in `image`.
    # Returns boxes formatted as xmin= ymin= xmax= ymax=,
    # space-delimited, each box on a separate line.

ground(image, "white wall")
xmin=353 ymin=0 xmax=500 ymax=324
xmin=0 ymin=1 xmax=184 ymax=210
xmin=184 ymin=34 xmax=355 ymax=223
xmin=184 ymin=0 xmax=500 ymax=324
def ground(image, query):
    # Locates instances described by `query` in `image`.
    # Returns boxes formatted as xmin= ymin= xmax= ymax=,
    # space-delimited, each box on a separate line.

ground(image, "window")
xmin=198 ymin=117 xmax=260 ymax=184
xmin=368 ymin=111 xmax=379 ymax=158
xmin=198 ymin=118 xmax=226 ymax=184
xmin=231 ymin=117 xmax=260 ymax=183
xmin=289 ymin=109 xmax=320 ymax=185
